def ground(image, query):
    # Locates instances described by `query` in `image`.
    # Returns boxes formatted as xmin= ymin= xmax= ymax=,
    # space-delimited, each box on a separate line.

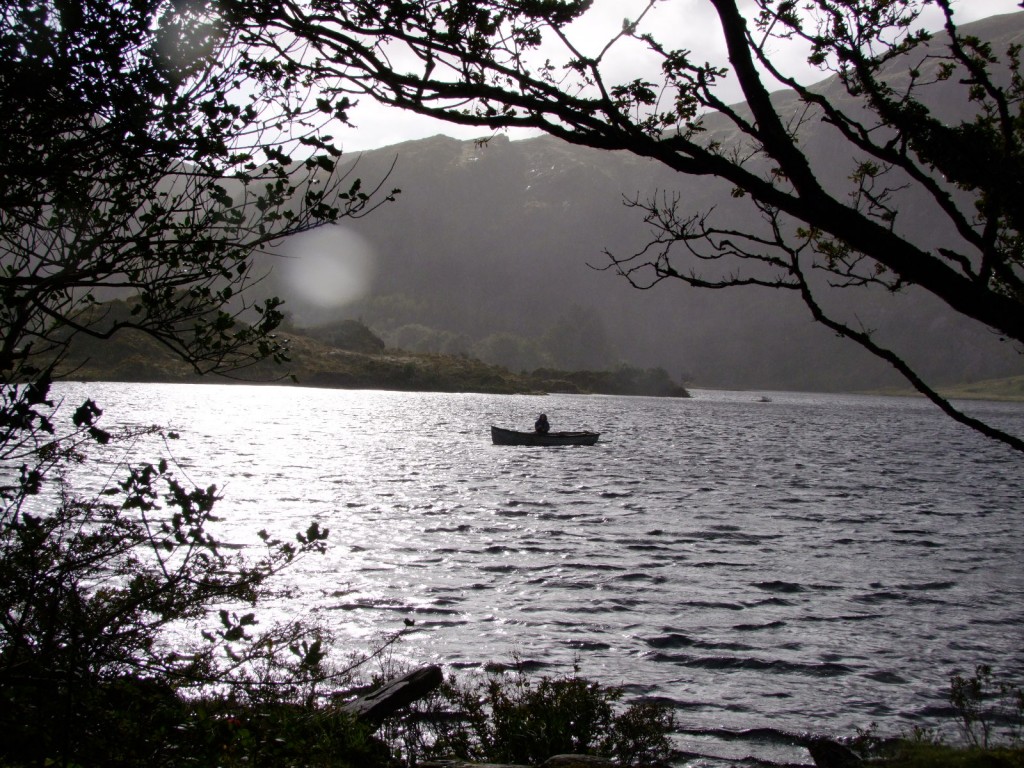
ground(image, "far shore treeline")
xmin=56 ymin=299 xmax=1024 ymax=401
xmin=58 ymin=306 xmax=691 ymax=397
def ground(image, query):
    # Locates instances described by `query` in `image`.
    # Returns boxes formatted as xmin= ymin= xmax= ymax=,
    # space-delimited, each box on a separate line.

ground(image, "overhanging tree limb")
xmin=249 ymin=0 xmax=1023 ymax=451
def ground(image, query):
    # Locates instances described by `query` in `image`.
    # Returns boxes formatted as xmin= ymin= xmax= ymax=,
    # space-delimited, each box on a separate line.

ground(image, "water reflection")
xmin=45 ymin=383 xmax=1024 ymax=754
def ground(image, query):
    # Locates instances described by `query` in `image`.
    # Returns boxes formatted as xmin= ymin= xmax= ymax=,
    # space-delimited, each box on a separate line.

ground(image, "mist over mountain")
xmin=262 ymin=12 xmax=1024 ymax=393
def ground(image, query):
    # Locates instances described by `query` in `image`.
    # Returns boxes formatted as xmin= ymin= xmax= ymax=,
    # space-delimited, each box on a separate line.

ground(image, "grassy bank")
xmin=938 ymin=375 xmax=1024 ymax=402
xmin=867 ymin=375 xmax=1024 ymax=402
xmin=869 ymin=742 xmax=1024 ymax=767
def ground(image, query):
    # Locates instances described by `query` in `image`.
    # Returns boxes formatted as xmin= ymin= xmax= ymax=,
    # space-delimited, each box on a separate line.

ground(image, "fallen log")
xmin=340 ymin=664 xmax=444 ymax=729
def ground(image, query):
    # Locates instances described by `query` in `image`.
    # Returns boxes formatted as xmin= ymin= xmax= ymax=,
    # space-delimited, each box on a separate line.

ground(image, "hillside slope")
xmin=255 ymin=12 xmax=1024 ymax=393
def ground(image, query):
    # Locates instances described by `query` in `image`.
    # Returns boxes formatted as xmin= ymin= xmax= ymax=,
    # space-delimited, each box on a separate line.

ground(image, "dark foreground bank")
xmin=5 ymin=659 xmax=1019 ymax=768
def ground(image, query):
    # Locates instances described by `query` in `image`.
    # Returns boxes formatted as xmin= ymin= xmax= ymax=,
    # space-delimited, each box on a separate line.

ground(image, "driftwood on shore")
xmin=340 ymin=664 xmax=443 ymax=729
xmin=422 ymin=757 xmax=615 ymax=768
xmin=801 ymin=736 xmax=862 ymax=768
xmin=339 ymin=664 xmax=860 ymax=768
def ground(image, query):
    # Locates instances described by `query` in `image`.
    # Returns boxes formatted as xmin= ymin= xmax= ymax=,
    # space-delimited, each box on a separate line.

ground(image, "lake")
xmin=49 ymin=382 xmax=1024 ymax=764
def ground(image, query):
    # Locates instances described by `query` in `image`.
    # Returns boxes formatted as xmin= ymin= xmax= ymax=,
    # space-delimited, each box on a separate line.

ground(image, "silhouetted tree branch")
xmin=1 ymin=0 xmax=397 ymax=461
xmin=0 ymin=4 xmax=397 ymax=762
xmin=251 ymin=0 xmax=1024 ymax=451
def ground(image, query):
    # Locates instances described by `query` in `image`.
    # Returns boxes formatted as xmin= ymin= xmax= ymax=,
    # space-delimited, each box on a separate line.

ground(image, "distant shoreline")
xmin=857 ymin=376 xmax=1024 ymax=402
xmin=685 ymin=376 xmax=1024 ymax=403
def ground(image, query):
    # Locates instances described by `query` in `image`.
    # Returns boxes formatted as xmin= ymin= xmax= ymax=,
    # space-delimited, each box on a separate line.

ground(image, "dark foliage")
xmin=411 ymin=665 xmax=676 ymax=767
xmin=0 ymin=1 xmax=395 ymax=764
xmin=0 ymin=421 xmax=336 ymax=766
xmin=0 ymin=0 xmax=396 ymax=464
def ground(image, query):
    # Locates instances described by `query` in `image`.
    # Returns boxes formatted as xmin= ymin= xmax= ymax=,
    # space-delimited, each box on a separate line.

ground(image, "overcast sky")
xmin=331 ymin=0 xmax=1022 ymax=153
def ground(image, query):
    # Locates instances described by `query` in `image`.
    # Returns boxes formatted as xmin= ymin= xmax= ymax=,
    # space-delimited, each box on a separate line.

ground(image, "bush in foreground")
xmin=398 ymin=662 xmax=676 ymax=767
xmin=855 ymin=665 xmax=1024 ymax=768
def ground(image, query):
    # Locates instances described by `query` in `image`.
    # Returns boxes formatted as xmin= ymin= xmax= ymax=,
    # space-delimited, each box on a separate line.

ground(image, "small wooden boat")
xmin=490 ymin=425 xmax=600 ymax=446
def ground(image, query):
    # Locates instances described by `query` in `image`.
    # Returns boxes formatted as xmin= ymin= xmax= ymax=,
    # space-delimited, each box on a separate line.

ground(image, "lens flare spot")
xmin=281 ymin=226 xmax=376 ymax=308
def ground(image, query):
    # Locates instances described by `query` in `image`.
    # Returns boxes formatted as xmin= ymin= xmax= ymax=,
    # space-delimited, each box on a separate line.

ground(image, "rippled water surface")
xmin=54 ymin=383 xmax=1024 ymax=763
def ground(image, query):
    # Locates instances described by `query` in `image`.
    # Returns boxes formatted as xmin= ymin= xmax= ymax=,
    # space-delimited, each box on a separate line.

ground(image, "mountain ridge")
xmin=269 ymin=11 xmax=1020 ymax=392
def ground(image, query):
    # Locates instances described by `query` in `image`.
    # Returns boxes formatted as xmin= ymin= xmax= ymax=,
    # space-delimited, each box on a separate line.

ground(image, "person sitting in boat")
xmin=535 ymin=413 xmax=550 ymax=434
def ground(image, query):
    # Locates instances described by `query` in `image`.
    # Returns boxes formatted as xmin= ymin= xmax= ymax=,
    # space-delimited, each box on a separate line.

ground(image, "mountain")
xmin=259 ymin=13 xmax=1024 ymax=393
